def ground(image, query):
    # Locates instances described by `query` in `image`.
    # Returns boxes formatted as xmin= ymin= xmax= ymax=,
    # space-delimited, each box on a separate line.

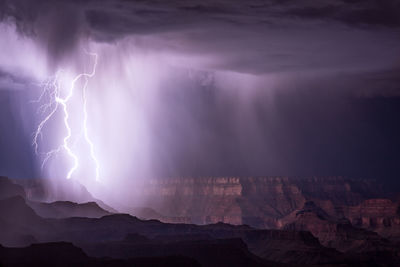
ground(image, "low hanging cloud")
xmin=0 ymin=0 xmax=399 ymax=75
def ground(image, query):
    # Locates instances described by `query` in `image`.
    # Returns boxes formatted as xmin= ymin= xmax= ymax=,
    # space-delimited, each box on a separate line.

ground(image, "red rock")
xmin=127 ymin=176 xmax=382 ymax=228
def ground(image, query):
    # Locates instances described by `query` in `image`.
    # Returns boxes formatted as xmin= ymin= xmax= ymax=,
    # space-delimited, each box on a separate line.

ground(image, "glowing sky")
xmin=0 ymin=0 xmax=400 ymax=191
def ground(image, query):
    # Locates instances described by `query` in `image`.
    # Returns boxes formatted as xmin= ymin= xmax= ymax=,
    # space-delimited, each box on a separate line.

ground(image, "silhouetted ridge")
xmin=0 ymin=176 xmax=26 ymax=200
xmin=27 ymin=200 xmax=110 ymax=219
xmin=0 ymin=196 xmax=41 ymax=223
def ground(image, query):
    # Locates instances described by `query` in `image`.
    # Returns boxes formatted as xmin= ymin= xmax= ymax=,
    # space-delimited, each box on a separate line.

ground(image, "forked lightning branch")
xmin=32 ymin=52 xmax=100 ymax=181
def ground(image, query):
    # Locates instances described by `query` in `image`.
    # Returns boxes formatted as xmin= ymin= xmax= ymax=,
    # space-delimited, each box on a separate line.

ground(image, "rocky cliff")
xmin=339 ymin=198 xmax=400 ymax=239
xmin=135 ymin=177 xmax=243 ymax=225
xmin=129 ymin=176 xmax=384 ymax=228
xmin=2 ymin=176 xmax=400 ymax=266
xmin=10 ymin=175 xmax=400 ymax=249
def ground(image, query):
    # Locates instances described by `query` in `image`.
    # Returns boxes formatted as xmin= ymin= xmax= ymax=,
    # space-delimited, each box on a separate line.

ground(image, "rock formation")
xmin=129 ymin=176 xmax=385 ymax=228
xmin=27 ymin=200 xmax=111 ymax=219
xmin=1 ymin=176 xmax=400 ymax=266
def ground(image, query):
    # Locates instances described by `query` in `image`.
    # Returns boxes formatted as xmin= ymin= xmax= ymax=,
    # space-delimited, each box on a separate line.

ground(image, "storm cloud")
xmin=1 ymin=0 xmax=399 ymax=74
xmin=0 ymin=0 xmax=400 ymax=192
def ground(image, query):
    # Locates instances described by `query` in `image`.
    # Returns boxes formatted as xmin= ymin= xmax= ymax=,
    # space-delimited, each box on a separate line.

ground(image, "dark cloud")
xmin=0 ymin=0 xmax=399 ymax=101
xmin=2 ymin=0 xmax=400 ymax=35
xmin=1 ymin=0 xmax=399 ymax=74
xmin=1 ymin=0 xmax=86 ymax=66
xmin=286 ymin=0 xmax=400 ymax=28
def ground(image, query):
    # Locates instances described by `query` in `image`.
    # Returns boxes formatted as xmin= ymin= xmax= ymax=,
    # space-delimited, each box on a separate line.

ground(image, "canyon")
xmin=127 ymin=176 xmax=400 ymax=253
xmin=2 ymin=176 xmax=400 ymax=266
xmin=129 ymin=176 xmax=390 ymax=225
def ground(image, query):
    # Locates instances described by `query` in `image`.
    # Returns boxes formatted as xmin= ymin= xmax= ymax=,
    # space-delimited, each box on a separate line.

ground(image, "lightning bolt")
xmin=32 ymin=52 xmax=100 ymax=181
xmin=81 ymin=56 xmax=100 ymax=181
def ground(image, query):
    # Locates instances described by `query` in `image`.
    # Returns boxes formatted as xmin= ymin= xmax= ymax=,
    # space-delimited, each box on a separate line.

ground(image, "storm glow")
xmin=0 ymin=0 xmax=399 ymax=205
xmin=33 ymin=52 xmax=100 ymax=181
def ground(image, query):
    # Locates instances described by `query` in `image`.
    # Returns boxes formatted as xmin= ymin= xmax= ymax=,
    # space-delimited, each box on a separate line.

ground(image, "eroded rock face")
xmin=131 ymin=176 xmax=382 ymax=228
xmin=140 ymin=177 xmax=243 ymax=225
xmin=10 ymin=176 xmax=385 ymax=229
xmin=342 ymin=199 xmax=398 ymax=227
xmin=10 ymin=175 xmax=400 ymax=250
xmin=239 ymin=177 xmax=306 ymax=228
xmin=282 ymin=201 xmax=394 ymax=252
xmin=128 ymin=176 xmax=400 ymax=248
xmin=2 ymin=175 xmax=400 ymax=266
xmin=340 ymin=198 xmax=400 ymax=239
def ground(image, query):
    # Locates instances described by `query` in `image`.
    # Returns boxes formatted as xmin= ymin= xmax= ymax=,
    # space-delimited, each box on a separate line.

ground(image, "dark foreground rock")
xmin=0 ymin=242 xmax=201 ymax=267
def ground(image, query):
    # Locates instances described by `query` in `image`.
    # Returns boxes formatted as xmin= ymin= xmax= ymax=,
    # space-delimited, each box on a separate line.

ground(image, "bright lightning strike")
xmin=32 ymin=52 xmax=100 ymax=181
xmin=81 ymin=58 xmax=100 ymax=180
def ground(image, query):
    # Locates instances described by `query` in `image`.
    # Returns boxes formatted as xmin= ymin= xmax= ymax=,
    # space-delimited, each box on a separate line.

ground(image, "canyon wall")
xmin=340 ymin=198 xmax=400 ymax=238
xmin=128 ymin=176 xmax=400 ymax=248
xmin=12 ymin=175 xmax=399 ymax=244
xmin=130 ymin=176 xmax=386 ymax=228
xmin=136 ymin=177 xmax=243 ymax=225
xmin=8 ymin=175 xmax=400 ymax=254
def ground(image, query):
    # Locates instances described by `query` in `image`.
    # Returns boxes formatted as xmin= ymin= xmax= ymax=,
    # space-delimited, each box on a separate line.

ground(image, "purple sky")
xmin=0 ymin=0 xmax=399 ymax=189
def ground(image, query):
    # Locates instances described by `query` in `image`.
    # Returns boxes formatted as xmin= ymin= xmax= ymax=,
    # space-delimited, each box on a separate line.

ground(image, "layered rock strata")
xmin=132 ymin=176 xmax=384 ymax=228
